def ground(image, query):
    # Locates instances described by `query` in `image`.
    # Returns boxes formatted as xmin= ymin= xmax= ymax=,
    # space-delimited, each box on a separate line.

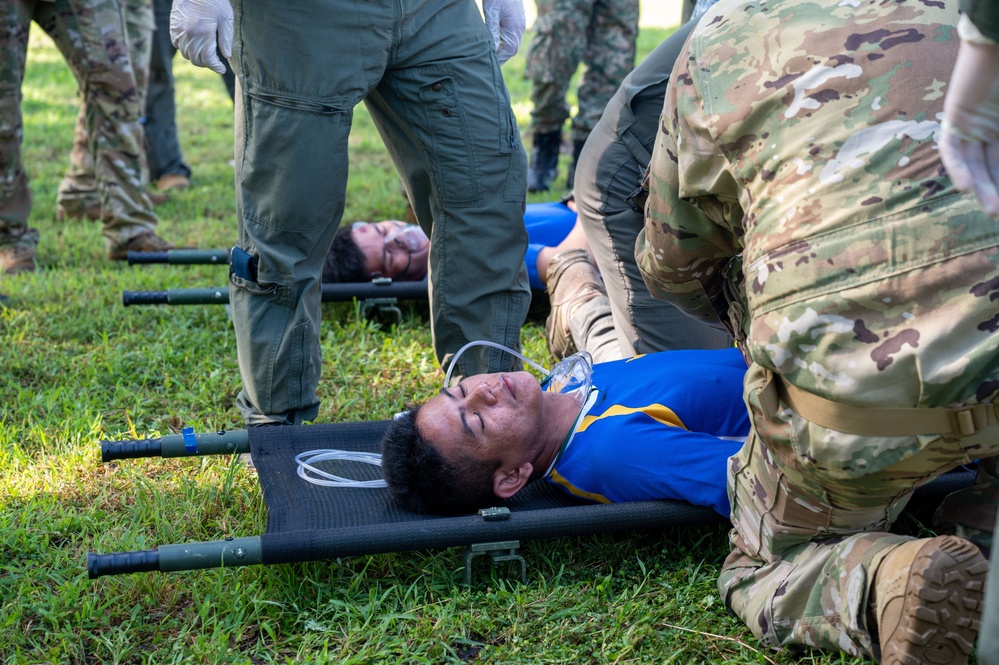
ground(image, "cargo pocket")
xmin=241 ymin=89 xmax=351 ymax=232
xmin=486 ymin=54 xmax=527 ymax=204
xmin=418 ymin=76 xmax=481 ymax=207
xmin=285 ymin=320 xmax=318 ymax=412
xmin=500 ymin=108 xmax=527 ymax=204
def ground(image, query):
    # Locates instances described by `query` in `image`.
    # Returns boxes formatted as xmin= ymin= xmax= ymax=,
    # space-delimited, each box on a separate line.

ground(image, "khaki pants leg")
xmin=567 ymin=293 xmax=620 ymax=363
xmin=979 ymin=507 xmax=999 ymax=664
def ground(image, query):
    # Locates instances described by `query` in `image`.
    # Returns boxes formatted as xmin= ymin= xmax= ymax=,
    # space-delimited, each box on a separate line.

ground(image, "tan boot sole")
xmin=880 ymin=536 xmax=988 ymax=665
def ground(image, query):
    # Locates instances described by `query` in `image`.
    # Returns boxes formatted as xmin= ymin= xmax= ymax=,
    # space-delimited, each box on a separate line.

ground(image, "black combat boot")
xmin=566 ymin=138 xmax=586 ymax=190
xmin=527 ymin=130 xmax=561 ymax=193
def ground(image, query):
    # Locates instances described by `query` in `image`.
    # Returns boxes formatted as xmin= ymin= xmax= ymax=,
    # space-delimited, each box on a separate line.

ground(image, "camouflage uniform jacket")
xmin=638 ymin=0 xmax=999 ymax=453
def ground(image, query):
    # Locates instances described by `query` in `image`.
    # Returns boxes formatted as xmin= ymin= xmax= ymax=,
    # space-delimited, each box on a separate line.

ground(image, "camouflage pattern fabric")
xmin=0 ymin=1 xmax=39 ymax=252
xmin=57 ymin=0 xmax=155 ymax=219
xmin=0 ymin=0 xmax=157 ymax=256
xmin=525 ymin=0 xmax=639 ymax=143
xmin=637 ymin=0 xmax=999 ymax=658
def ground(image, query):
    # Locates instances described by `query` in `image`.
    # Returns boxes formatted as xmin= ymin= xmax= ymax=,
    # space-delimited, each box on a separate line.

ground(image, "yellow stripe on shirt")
xmin=548 ymin=469 xmax=612 ymax=503
xmin=577 ymin=403 xmax=687 ymax=433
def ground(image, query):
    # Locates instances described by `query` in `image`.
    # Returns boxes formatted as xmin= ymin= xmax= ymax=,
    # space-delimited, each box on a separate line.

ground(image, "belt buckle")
xmin=950 ymin=406 xmax=979 ymax=436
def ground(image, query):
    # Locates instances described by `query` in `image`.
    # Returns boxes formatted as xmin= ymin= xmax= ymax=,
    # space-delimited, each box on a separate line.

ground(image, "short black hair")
xmin=323 ymin=226 xmax=369 ymax=283
xmin=380 ymin=406 xmax=502 ymax=515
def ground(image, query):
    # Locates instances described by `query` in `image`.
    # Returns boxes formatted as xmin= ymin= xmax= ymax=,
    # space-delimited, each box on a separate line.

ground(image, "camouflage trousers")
xmin=719 ymin=362 xmax=999 ymax=659
xmin=0 ymin=0 xmax=157 ymax=254
xmin=57 ymin=0 xmax=155 ymax=221
xmin=525 ymin=0 xmax=639 ymax=142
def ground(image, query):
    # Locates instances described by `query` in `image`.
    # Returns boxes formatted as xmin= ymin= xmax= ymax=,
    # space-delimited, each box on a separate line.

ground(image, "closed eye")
xmin=456 ymin=384 xmax=484 ymax=431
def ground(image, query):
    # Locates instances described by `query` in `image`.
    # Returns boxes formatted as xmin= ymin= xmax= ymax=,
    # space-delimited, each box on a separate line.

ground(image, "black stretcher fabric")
xmin=249 ymin=422 xmax=974 ymax=566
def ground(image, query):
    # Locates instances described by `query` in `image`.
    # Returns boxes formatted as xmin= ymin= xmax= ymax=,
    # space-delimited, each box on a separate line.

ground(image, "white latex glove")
xmin=170 ymin=0 xmax=233 ymax=75
xmin=939 ymin=15 xmax=999 ymax=218
xmin=483 ymin=0 xmax=526 ymax=66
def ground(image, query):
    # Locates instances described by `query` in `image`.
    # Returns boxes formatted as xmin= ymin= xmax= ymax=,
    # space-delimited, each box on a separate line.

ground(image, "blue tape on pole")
xmin=182 ymin=427 xmax=198 ymax=454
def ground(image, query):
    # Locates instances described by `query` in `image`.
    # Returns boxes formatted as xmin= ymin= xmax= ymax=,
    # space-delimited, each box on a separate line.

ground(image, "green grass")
xmin=0 ymin=22 xmax=878 ymax=665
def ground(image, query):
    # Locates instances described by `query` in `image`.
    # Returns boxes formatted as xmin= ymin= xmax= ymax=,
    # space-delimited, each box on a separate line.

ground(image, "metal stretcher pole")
xmin=101 ymin=429 xmax=249 ymax=461
xmin=92 ymin=429 xmax=259 ymax=578
xmin=122 ymin=280 xmax=429 ymax=306
xmin=126 ymin=249 xmax=230 ymax=265
xmin=87 ymin=537 xmax=263 ymax=578
xmin=121 ymin=287 xmax=230 ymax=306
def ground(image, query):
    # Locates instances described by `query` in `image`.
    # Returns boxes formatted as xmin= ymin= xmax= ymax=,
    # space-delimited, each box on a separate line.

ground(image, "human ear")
xmin=493 ymin=463 xmax=533 ymax=499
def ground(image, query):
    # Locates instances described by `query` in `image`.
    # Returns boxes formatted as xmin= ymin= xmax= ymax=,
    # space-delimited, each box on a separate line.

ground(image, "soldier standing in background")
xmin=524 ymin=0 xmax=639 ymax=193
xmin=0 ymin=0 xmax=174 ymax=275
xmin=54 ymin=0 xmax=158 ymax=221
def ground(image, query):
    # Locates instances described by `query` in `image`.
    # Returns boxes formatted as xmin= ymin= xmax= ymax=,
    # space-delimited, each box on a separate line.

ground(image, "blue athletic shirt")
xmin=524 ymin=201 xmax=578 ymax=289
xmin=542 ymin=348 xmax=749 ymax=516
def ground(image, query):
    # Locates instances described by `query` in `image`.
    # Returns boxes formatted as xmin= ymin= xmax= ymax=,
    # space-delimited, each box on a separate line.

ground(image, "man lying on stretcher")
xmin=380 ymin=345 xmax=750 ymax=516
xmin=323 ymin=200 xmax=586 ymax=291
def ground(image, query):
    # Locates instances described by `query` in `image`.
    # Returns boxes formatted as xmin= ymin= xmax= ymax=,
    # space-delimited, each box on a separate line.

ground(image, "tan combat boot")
xmin=107 ymin=232 xmax=174 ymax=261
xmin=544 ymin=249 xmax=605 ymax=360
xmin=872 ymin=535 xmax=988 ymax=665
xmin=0 ymin=243 xmax=37 ymax=275
xmin=154 ymin=173 xmax=190 ymax=192
xmin=56 ymin=202 xmax=101 ymax=222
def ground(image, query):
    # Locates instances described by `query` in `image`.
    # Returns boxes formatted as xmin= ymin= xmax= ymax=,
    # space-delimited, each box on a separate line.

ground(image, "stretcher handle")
xmin=122 ymin=288 xmax=230 ymax=306
xmin=101 ymin=429 xmax=249 ymax=462
xmin=102 ymin=437 xmax=161 ymax=461
xmin=87 ymin=550 xmax=159 ymax=578
xmin=87 ymin=537 xmax=263 ymax=578
xmin=122 ymin=290 xmax=169 ymax=306
xmin=127 ymin=249 xmax=230 ymax=265
xmin=126 ymin=250 xmax=169 ymax=264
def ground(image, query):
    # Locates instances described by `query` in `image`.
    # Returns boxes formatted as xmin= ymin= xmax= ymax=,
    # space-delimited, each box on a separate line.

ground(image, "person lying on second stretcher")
xmin=323 ymin=200 xmax=587 ymax=290
xmin=379 ymin=346 xmax=750 ymax=516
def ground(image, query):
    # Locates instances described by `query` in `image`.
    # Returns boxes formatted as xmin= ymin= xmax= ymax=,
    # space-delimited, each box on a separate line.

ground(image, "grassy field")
xmin=0 ymin=19 xmax=885 ymax=665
